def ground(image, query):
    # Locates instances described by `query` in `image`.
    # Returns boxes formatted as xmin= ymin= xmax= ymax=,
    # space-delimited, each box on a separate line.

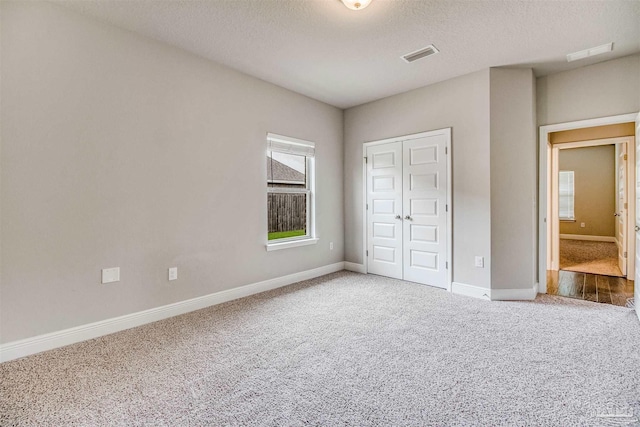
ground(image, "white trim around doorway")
xmin=538 ymin=113 xmax=638 ymax=294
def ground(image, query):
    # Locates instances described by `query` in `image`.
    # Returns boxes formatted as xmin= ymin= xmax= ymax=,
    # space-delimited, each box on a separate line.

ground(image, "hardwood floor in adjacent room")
xmin=547 ymin=270 xmax=634 ymax=307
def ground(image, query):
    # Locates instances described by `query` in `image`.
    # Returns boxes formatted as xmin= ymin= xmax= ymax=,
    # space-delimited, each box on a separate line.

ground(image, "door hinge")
xmin=446 ymin=204 xmax=448 ymax=212
xmin=445 ymin=146 xmax=448 ymax=155
xmin=446 ymin=261 xmax=448 ymax=269
xmin=624 ymin=251 xmax=628 ymax=258
xmin=625 ymin=202 xmax=628 ymax=209
xmin=366 ymin=203 xmax=369 ymax=210
xmin=624 ymin=154 xmax=628 ymax=161
xmin=366 ymin=250 xmax=369 ymax=257
xmin=364 ymin=157 xmax=368 ymax=163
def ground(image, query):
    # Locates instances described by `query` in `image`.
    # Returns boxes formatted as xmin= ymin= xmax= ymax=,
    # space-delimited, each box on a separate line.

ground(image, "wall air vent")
xmin=402 ymin=45 xmax=439 ymax=63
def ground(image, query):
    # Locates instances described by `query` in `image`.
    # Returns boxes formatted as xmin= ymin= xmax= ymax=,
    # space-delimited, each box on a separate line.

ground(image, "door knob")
xmin=395 ymin=215 xmax=402 ymax=220
xmin=404 ymin=215 xmax=412 ymax=221
xmin=636 ymin=225 xmax=639 ymax=232
xmin=614 ymin=213 xmax=620 ymax=217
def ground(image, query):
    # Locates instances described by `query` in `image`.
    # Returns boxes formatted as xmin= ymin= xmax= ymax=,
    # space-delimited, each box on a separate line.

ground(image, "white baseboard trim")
xmin=451 ymin=281 xmax=538 ymax=301
xmin=451 ymin=282 xmax=491 ymax=300
xmin=560 ymin=234 xmax=616 ymax=242
xmin=0 ymin=262 xmax=346 ymax=363
xmin=491 ymin=283 xmax=538 ymax=301
xmin=344 ymin=262 xmax=366 ymax=274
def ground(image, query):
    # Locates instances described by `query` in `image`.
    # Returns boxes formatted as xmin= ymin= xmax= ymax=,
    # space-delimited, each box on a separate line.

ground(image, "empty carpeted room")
xmin=1 ymin=1 xmax=640 ymax=426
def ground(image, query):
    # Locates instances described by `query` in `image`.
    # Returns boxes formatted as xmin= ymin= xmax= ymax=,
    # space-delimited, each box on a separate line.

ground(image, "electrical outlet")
xmin=580 ymin=222 xmax=586 ymax=228
xmin=330 ymin=242 xmax=334 ymax=250
xmin=168 ymin=267 xmax=178 ymax=281
xmin=102 ymin=267 xmax=120 ymax=284
xmin=474 ymin=256 xmax=484 ymax=268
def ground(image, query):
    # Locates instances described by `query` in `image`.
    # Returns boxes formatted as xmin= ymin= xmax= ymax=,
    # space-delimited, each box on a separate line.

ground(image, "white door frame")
xmin=635 ymin=112 xmax=640 ymax=321
xmin=362 ymin=128 xmax=453 ymax=291
xmin=550 ymin=136 xmax=634 ymax=277
xmin=538 ymin=113 xmax=638 ymax=293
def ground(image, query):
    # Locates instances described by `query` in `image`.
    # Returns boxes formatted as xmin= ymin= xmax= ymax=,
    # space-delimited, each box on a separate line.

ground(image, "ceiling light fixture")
xmin=340 ymin=0 xmax=372 ymax=10
xmin=566 ymin=42 xmax=613 ymax=62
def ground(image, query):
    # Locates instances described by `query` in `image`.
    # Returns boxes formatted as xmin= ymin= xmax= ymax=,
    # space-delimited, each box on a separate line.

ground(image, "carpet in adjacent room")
xmin=559 ymin=238 xmax=623 ymax=277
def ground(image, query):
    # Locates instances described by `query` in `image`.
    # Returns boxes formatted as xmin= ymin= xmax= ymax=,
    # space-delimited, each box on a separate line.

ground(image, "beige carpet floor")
xmin=1 ymin=271 xmax=639 ymax=426
xmin=559 ymin=239 xmax=624 ymax=277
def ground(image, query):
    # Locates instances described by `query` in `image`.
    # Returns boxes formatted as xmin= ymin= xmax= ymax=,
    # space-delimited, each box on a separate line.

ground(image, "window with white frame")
xmin=559 ymin=170 xmax=575 ymax=220
xmin=267 ymin=133 xmax=315 ymax=246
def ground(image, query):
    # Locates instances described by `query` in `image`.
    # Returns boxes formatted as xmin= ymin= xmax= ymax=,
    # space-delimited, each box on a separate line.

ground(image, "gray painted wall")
xmin=559 ymin=146 xmax=616 ymax=237
xmin=537 ymin=54 xmax=639 ymax=283
xmin=3 ymin=2 xmax=639 ymax=345
xmin=344 ymin=70 xmax=493 ymax=289
xmin=537 ymin=54 xmax=640 ymax=126
xmin=489 ymin=69 xmax=536 ymax=290
xmin=0 ymin=1 xmax=344 ymax=343
xmin=344 ymin=68 xmax=539 ymax=291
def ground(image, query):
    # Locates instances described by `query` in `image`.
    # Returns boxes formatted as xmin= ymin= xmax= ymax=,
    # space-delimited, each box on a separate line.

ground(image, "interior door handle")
xmin=614 ymin=213 xmax=619 ymax=217
xmin=395 ymin=215 xmax=402 ymax=220
xmin=404 ymin=215 xmax=412 ymax=221
xmin=636 ymin=225 xmax=639 ymax=232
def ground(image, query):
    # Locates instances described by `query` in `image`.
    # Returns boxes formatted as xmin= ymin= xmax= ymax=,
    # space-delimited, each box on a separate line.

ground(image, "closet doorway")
xmin=363 ymin=128 xmax=452 ymax=289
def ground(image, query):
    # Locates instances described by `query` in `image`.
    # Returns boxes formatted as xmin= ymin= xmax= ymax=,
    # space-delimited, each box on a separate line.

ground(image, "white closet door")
xmin=367 ymin=142 xmax=403 ymax=279
xmin=402 ymin=134 xmax=448 ymax=288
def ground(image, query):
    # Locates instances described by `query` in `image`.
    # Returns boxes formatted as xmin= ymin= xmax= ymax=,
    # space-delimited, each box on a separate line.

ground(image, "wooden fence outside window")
xmin=268 ymin=193 xmax=306 ymax=233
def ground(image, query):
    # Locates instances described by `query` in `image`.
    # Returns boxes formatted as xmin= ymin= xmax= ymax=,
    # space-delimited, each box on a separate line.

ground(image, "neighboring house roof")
xmin=267 ymin=157 xmax=305 ymax=184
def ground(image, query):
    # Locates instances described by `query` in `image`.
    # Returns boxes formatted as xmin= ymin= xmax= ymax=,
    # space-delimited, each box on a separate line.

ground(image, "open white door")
xmin=635 ymin=112 xmax=640 ymax=319
xmin=402 ymin=134 xmax=449 ymax=288
xmin=617 ymin=143 xmax=628 ymax=275
xmin=366 ymin=142 xmax=403 ymax=279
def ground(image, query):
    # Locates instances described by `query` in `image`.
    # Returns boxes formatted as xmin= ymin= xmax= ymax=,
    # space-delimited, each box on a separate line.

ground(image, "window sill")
xmin=560 ymin=218 xmax=576 ymax=222
xmin=266 ymin=238 xmax=319 ymax=251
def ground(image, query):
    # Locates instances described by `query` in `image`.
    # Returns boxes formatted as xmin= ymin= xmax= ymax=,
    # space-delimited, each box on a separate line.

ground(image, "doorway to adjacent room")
xmin=542 ymin=120 xmax=637 ymax=307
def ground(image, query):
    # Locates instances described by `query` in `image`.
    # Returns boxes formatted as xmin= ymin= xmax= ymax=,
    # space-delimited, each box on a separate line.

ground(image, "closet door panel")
xmin=403 ymin=134 xmax=448 ymax=288
xmin=367 ymin=142 xmax=403 ymax=279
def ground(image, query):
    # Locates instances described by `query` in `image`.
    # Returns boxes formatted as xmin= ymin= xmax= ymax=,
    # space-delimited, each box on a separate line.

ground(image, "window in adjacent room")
xmin=559 ymin=170 xmax=575 ymax=220
xmin=266 ymin=133 xmax=317 ymax=250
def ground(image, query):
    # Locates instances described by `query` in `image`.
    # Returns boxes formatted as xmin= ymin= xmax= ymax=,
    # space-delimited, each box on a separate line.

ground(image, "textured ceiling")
xmin=54 ymin=0 xmax=640 ymax=109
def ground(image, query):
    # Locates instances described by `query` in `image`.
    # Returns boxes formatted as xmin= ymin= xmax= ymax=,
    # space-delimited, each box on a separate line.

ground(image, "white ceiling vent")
xmin=566 ymin=42 xmax=613 ymax=62
xmin=402 ymin=45 xmax=440 ymax=63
